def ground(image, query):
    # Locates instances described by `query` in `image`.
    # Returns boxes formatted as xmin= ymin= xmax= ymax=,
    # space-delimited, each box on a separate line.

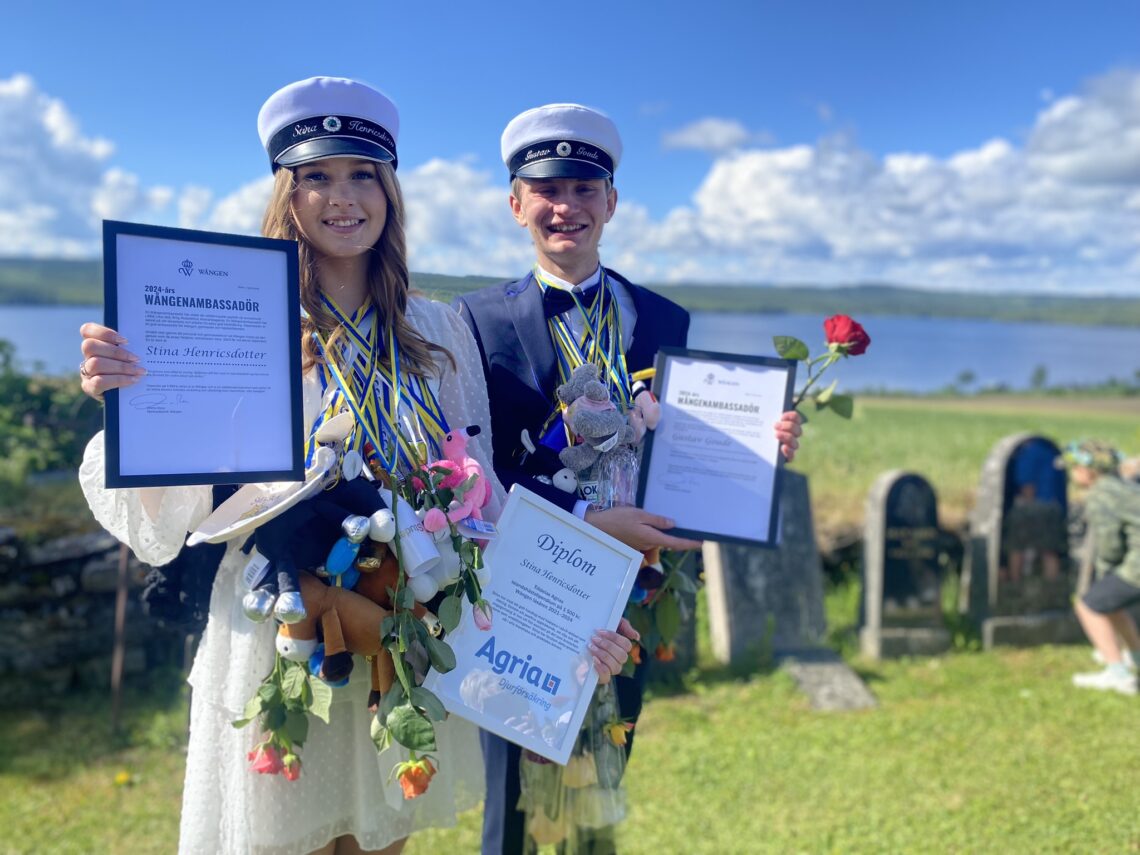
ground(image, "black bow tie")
xmin=542 ymin=283 xmax=601 ymax=319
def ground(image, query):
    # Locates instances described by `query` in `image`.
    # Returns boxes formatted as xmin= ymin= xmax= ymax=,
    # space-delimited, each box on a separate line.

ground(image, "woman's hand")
xmin=590 ymin=617 xmax=639 ymax=685
xmin=79 ymin=323 xmax=146 ymax=400
xmin=775 ymin=410 xmax=803 ymax=462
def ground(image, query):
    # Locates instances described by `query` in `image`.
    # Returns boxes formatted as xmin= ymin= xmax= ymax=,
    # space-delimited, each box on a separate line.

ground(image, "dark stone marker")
xmin=860 ymin=470 xmax=951 ymax=659
xmin=959 ymin=433 xmax=1083 ymax=648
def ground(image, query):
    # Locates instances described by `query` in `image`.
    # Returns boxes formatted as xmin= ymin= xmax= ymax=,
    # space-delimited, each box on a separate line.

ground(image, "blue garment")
xmin=1011 ymin=437 xmax=1067 ymax=512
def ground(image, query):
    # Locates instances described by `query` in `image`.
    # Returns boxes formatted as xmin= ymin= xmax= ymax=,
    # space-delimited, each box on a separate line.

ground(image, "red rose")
xmin=247 ymin=744 xmax=284 ymax=776
xmin=282 ymin=753 xmax=302 ymax=782
xmin=823 ymin=315 xmax=870 ymax=356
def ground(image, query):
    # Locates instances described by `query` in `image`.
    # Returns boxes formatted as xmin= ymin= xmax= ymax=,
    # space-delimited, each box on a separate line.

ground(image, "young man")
xmin=455 ymin=103 xmax=801 ymax=853
xmin=1068 ymin=439 xmax=1140 ymax=695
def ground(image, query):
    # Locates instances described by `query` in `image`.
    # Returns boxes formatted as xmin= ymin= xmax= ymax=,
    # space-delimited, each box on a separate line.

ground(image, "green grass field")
xmin=4 ymin=394 xmax=1139 ymax=853
xmin=5 ymin=603 xmax=1140 ymax=854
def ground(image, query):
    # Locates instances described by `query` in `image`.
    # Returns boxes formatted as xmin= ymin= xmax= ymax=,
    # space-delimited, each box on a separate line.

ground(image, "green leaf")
xmin=388 ymin=703 xmax=438 ymax=752
xmin=284 ymin=709 xmax=309 ymax=746
xmin=370 ymin=717 xmax=391 ymax=753
xmin=619 ymin=656 xmax=636 ymax=678
xmin=309 ymin=678 xmax=333 ymax=724
xmin=773 ymin=336 xmax=810 ymax=361
xmin=380 ymin=614 xmax=396 ymax=639
xmin=463 ymin=571 xmax=479 ymax=603
xmin=378 ymin=681 xmax=406 ymax=722
xmin=828 ymin=393 xmax=854 ymax=419
xmin=264 ymin=703 xmax=286 ymax=732
xmin=625 ymin=604 xmax=652 ymax=639
xmin=815 ymin=377 xmax=839 ymax=405
xmin=396 ymin=585 xmax=415 ymax=611
xmin=424 ymin=633 xmax=457 ymax=674
xmin=666 ymin=568 xmax=698 ymax=595
xmin=656 ymin=591 xmax=682 ymax=642
xmin=390 ymin=647 xmax=414 ymax=696
xmin=438 ymin=594 xmax=463 ymax=633
xmin=281 ymin=664 xmax=307 ymax=700
xmin=257 ymin=682 xmax=282 ymax=706
xmin=459 ymin=540 xmax=476 ymax=565
xmin=411 ymin=686 xmax=449 ymax=722
xmin=241 ymin=692 xmax=266 ymax=723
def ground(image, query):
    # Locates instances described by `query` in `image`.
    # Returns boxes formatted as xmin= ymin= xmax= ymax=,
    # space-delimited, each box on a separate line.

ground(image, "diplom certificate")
xmin=423 ymin=485 xmax=642 ymax=765
xmin=636 ymin=348 xmax=796 ymax=546
xmin=103 ymin=221 xmax=303 ymax=487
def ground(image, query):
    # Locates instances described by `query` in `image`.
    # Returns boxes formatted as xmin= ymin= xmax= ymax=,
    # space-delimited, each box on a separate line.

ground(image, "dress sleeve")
xmin=78 ymin=431 xmax=213 ymax=566
xmin=417 ymin=298 xmax=508 ymax=523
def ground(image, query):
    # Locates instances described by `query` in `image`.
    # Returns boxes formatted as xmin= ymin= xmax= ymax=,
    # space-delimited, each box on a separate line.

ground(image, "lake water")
xmin=2 ymin=303 xmax=1138 ymax=393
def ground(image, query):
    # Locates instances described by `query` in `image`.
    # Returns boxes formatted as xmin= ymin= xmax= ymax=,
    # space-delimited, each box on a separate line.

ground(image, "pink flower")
xmin=473 ymin=600 xmax=493 ymax=631
xmin=247 ymin=743 xmax=284 ymax=775
xmin=282 ymin=753 xmax=302 ymax=782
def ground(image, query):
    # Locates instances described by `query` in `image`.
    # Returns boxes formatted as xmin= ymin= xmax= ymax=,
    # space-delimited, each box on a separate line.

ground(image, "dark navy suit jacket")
xmin=454 ymin=268 xmax=690 ymax=512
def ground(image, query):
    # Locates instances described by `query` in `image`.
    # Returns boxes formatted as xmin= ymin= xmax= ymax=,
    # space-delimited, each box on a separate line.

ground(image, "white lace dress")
xmin=80 ymin=298 xmax=505 ymax=855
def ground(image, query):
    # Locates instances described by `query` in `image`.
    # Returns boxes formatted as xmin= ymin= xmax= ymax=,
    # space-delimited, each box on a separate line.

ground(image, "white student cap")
xmin=257 ymin=76 xmax=399 ymax=171
xmin=501 ymin=103 xmax=622 ymax=180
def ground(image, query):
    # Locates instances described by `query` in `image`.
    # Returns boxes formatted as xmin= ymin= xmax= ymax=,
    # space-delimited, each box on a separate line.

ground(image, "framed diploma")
xmin=422 ymin=485 xmax=642 ymax=765
xmin=635 ymin=347 xmax=796 ymax=547
xmin=102 ymin=220 xmax=303 ymax=488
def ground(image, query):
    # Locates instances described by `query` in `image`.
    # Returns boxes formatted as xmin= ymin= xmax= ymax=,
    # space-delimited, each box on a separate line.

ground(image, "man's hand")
xmin=584 ymin=506 xmax=703 ymax=552
xmin=775 ymin=410 xmax=803 ymax=462
xmin=591 ymin=617 xmax=639 ymax=684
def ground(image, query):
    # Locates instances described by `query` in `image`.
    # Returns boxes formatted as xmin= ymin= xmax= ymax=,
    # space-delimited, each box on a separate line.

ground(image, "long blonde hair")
xmin=262 ymin=162 xmax=453 ymax=376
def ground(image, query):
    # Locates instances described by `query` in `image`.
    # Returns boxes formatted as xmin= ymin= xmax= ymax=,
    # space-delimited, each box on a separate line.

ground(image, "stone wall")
xmin=0 ymin=527 xmax=188 ymax=707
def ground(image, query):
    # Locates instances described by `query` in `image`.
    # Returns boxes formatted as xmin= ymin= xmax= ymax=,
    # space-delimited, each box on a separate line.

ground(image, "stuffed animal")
xmin=556 ymin=364 xmax=635 ymax=503
xmin=422 ymin=425 xmax=491 ymax=533
xmin=626 ymin=379 xmax=661 ymax=445
xmin=240 ymin=475 xmax=394 ymax=625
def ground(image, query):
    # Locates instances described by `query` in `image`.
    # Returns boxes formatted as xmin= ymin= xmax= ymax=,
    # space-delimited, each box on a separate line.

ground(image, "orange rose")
xmin=630 ymin=643 xmax=642 ymax=665
xmin=396 ymin=757 xmax=437 ymax=799
xmin=655 ymin=643 xmax=676 ymax=662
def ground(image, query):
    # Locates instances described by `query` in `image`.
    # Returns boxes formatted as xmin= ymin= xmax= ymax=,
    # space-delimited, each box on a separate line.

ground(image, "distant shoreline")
xmin=3 ymin=257 xmax=1140 ymax=326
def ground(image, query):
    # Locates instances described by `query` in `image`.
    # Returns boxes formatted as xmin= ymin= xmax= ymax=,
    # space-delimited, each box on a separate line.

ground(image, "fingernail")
xmin=125 ymin=352 xmax=140 ymax=363
xmin=133 ymin=366 xmax=147 ymax=376
xmin=114 ymin=335 xmax=128 ymax=345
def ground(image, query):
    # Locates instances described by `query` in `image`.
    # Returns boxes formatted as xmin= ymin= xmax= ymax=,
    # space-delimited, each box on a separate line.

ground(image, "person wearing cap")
xmin=1066 ymin=439 xmax=1140 ymax=695
xmin=455 ymin=103 xmax=802 ymax=854
xmin=76 ymin=78 xmax=634 ymax=855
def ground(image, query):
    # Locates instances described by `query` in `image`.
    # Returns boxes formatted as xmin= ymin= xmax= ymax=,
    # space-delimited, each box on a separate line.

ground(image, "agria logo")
xmin=475 ymin=636 xmax=561 ymax=695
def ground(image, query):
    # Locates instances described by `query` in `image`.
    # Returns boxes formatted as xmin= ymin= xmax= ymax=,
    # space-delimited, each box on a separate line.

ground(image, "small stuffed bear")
xmin=556 ymin=364 xmax=635 ymax=498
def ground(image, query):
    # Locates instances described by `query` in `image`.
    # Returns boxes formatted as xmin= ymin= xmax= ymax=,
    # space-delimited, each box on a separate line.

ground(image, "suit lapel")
xmin=623 ymin=280 xmax=658 ymax=373
xmin=505 ymin=273 xmax=559 ymax=396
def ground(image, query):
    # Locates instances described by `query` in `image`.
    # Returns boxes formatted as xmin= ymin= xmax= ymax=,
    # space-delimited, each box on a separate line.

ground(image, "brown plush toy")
xmin=277 ymin=545 xmax=435 ymax=709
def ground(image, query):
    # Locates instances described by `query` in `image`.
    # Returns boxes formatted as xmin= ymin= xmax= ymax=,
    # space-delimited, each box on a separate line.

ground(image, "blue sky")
xmin=3 ymin=1 xmax=1140 ymax=292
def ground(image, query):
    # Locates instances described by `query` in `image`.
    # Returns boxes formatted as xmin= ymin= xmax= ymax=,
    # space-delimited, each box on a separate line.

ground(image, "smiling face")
xmin=509 ymin=176 xmax=617 ymax=283
xmin=289 ymin=157 xmax=388 ymax=262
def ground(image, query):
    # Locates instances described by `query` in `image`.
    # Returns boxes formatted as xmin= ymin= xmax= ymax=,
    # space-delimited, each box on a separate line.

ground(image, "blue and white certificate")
xmin=636 ymin=347 xmax=796 ymax=547
xmin=102 ymin=221 xmax=303 ymax=487
xmin=423 ymin=485 xmax=642 ymax=764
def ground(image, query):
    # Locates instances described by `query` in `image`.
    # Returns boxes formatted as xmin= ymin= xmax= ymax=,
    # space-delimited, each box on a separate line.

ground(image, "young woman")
xmin=77 ymin=77 xmax=633 ymax=855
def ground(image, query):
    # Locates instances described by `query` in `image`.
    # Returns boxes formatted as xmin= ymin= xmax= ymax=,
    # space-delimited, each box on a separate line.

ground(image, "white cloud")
xmin=4 ymin=69 xmax=1140 ymax=294
xmin=0 ymin=73 xmax=171 ymax=256
xmin=662 ymin=117 xmax=773 ymax=154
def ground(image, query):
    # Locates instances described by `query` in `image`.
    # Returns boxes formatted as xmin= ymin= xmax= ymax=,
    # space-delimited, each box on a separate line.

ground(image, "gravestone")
xmin=703 ymin=470 xmax=827 ymax=663
xmin=959 ymin=433 xmax=1082 ymax=648
xmin=703 ymin=471 xmax=874 ymax=709
xmin=860 ymin=471 xmax=951 ymax=659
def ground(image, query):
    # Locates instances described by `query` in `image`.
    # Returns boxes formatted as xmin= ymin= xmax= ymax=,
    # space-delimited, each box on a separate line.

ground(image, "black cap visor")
xmin=514 ymin=158 xmax=612 ymax=180
xmin=275 ymin=137 xmax=396 ymax=171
